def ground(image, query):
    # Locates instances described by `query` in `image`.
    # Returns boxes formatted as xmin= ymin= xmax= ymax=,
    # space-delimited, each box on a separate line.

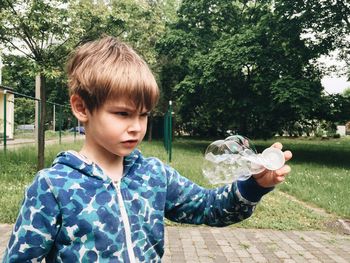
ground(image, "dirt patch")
xmin=325 ymin=219 xmax=350 ymax=235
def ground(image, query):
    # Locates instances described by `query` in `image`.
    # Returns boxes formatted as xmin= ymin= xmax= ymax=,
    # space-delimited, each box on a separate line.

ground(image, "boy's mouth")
xmin=122 ymin=140 xmax=138 ymax=148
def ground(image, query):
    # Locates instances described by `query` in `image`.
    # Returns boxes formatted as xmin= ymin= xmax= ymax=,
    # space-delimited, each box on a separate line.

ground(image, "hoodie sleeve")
xmin=3 ymin=171 xmax=61 ymax=262
xmin=164 ymin=166 xmax=273 ymax=227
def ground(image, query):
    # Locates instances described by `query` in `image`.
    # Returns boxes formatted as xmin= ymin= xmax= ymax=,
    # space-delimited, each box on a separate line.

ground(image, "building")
xmin=0 ymin=86 xmax=15 ymax=140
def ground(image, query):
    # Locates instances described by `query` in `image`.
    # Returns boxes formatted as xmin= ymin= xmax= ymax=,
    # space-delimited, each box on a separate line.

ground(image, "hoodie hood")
xmin=52 ymin=149 xmax=141 ymax=182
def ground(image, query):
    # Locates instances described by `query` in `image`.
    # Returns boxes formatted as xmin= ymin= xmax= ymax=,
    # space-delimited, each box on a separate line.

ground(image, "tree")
xmin=342 ymin=87 xmax=350 ymax=98
xmin=274 ymin=0 xmax=350 ymax=77
xmin=157 ymin=0 xmax=326 ymax=138
xmin=0 ymin=0 xmax=72 ymax=169
xmin=0 ymin=0 xmax=130 ymax=169
xmin=0 ymin=0 xmax=167 ymax=169
xmin=1 ymin=54 xmax=35 ymax=96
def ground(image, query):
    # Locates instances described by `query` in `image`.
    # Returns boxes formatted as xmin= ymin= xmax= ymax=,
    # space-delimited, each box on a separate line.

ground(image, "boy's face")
xmin=84 ymin=98 xmax=149 ymax=158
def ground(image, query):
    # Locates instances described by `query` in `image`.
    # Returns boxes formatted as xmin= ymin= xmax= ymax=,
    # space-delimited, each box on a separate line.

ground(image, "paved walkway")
xmin=0 ymin=135 xmax=84 ymax=150
xmin=1 ymin=224 xmax=349 ymax=262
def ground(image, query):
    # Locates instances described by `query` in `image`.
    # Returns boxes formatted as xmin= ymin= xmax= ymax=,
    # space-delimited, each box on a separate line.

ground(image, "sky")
xmin=319 ymin=52 xmax=349 ymax=94
xmin=321 ymin=76 xmax=349 ymax=94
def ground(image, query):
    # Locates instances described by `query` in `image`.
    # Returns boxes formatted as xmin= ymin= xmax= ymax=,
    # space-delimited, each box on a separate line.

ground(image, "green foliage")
xmin=157 ymin=0 xmax=329 ymax=138
xmin=0 ymin=0 xmax=174 ymax=114
xmin=317 ymin=94 xmax=350 ymax=124
xmin=14 ymin=98 xmax=35 ymax=126
xmin=0 ymin=0 xmax=176 ymax=142
xmin=1 ymin=0 xmax=348 ymax=139
xmin=280 ymin=1 xmax=350 ymax=76
xmin=342 ymin=87 xmax=350 ymax=98
xmin=1 ymin=55 xmax=36 ymax=96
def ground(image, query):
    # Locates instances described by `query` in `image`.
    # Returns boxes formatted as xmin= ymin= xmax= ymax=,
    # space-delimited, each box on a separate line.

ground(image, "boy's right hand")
xmin=253 ymin=142 xmax=292 ymax=188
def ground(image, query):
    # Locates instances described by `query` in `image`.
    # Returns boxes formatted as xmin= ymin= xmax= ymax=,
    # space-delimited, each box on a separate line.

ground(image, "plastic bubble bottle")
xmin=202 ymin=135 xmax=285 ymax=185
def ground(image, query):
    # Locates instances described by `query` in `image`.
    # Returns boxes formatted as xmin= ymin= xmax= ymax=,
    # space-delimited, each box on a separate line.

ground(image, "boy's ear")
xmin=70 ymin=94 xmax=89 ymax=123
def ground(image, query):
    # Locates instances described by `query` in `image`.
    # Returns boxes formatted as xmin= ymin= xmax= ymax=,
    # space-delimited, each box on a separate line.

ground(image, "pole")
xmin=35 ymin=74 xmax=40 ymax=148
xmin=53 ymin=104 xmax=56 ymax=132
xmin=164 ymin=112 xmax=168 ymax=152
xmin=36 ymin=73 xmax=46 ymax=170
xmin=0 ymin=49 xmax=3 ymax=85
xmin=3 ymin=89 xmax=7 ymax=152
xmin=59 ymin=105 xmax=62 ymax=144
xmin=168 ymin=100 xmax=172 ymax=162
xmin=163 ymin=100 xmax=173 ymax=162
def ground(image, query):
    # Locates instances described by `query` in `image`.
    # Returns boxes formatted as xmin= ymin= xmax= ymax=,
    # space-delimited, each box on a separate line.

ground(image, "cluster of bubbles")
xmin=202 ymin=135 xmax=285 ymax=185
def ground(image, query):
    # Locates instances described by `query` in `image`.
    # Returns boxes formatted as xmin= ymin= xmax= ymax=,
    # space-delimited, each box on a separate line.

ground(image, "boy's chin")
xmin=115 ymin=149 xmax=136 ymax=157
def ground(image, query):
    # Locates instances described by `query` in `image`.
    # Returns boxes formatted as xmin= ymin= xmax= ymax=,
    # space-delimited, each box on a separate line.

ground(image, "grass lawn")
xmin=253 ymin=137 xmax=350 ymax=219
xmin=0 ymin=137 xmax=348 ymax=232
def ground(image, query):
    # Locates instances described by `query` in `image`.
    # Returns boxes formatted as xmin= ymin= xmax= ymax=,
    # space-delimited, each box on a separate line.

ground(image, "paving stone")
xmin=217 ymin=240 xmax=230 ymax=246
xmin=235 ymin=249 xmax=250 ymax=258
xmin=246 ymin=245 xmax=260 ymax=254
xmin=212 ymin=255 xmax=228 ymax=263
xmin=221 ymin=246 xmax=234 ymax=253
xmin=240 ymin=258 xmax=254 ymax=263
xmin=196 ymin=249 xmax=211 ymax=257
xmin=198 ymin=256 xmax=214 ymax=263
xmin=1 ymin=225 xmax=350 ymax=262
xmin=290 ymin=253 xmax=309 ymax=263
xmin=162 ymin=256 xmax=172 ymax=263
xmin=251 ymin=253 xmax=268 ymax=263
xmin=289 ymin=243 xmax=306 ymax=252
xmin=274 ymin=250 xmax=291 ymax=259
xmin=303 ymin=251 xmax=317 ymax=260
xmin=331 ymin=255 xmax=349 ymax=263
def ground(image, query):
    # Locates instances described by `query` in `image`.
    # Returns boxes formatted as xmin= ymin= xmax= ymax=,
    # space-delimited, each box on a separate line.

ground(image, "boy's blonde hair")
xmin=67 ymin=36 xmax=159 ymax=112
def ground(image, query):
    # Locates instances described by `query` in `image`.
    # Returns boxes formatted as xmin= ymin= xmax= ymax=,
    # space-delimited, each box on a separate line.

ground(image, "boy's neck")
xmin=78 ymin=144 xmax=124 ymax=182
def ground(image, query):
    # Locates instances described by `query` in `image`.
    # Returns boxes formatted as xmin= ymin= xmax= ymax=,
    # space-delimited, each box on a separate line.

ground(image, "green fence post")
xmin=3 ymin=89 xmax=7 ymax=152
xmin=168 ymin=100 xmax=172 ymax=162
xmin=163 ymin=100 xmax=173 ymax=162
xmin=164 ymin=111 xmax=168 ymax=152
xmin=59 ymin=105 xmax=62 ymax=144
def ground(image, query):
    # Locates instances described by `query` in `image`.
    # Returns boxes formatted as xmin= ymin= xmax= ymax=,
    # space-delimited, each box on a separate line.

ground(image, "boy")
xmin=3 ymin=36 xmax=292 ymax=262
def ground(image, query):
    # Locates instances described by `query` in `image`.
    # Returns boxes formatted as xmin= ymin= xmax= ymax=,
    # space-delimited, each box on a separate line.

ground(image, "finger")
xmin=271 ymin=142 xmax=282 ymax=150
xmin=284 ymin=150 xmax=292 ymax=161
xmin=275 ymin=175 xmax=286 ymax=183
xmin=275 ymin=165 xmax=291 ymax=176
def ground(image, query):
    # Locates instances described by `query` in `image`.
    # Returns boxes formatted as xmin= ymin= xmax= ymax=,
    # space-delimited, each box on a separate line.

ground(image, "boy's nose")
xmin=128 ymin=118 xmax=142 ymax=132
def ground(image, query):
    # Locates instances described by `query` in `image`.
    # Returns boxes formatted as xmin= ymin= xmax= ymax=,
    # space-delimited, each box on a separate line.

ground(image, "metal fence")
xmin=0 ymin=86 xmax=81 ymax=152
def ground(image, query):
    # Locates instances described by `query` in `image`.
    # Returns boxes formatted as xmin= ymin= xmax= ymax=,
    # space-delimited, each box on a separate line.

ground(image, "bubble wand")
xmin=202 ymin=135 xmax=285 ymax=185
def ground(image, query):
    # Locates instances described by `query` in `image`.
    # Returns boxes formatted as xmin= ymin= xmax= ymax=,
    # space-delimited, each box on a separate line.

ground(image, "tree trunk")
xmin=147 ymin=114 xmax=153 ymax=142
xmin=37 ymin=73 xmax=46 ymax=171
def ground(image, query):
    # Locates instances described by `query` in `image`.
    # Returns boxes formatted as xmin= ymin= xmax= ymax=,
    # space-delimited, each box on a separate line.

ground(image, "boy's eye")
xmin=116 ymin=112 xmax=129 ymax=116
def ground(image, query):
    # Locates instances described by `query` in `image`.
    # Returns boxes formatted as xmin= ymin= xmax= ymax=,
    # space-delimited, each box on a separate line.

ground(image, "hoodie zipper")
xmin=114 ymin=180 xmax=137 ymax=263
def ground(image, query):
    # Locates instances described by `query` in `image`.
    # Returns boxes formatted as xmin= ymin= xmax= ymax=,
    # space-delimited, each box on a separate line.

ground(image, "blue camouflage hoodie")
xmin=3 ymin=149 xmax=272 ymax=262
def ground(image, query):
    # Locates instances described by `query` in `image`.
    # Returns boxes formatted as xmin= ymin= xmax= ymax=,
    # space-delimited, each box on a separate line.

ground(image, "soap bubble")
xmin=202 ymin=135 xmax=285 ymax=185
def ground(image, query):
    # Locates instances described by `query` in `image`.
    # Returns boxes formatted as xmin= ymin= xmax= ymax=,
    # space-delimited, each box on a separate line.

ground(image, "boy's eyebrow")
xmin=108 ymin=105 xmax=148 ymax=113
xmin=107 ymin=104 xmax=136 ymax=110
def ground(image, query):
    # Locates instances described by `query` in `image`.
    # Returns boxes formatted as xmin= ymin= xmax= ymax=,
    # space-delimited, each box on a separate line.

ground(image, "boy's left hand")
xmin=253 ymin=142 xmax=292 ymax=188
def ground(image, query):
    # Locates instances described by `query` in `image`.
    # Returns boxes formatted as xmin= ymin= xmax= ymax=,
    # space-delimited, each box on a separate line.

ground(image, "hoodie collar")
xmin=52 ymin=149 xmax=141 ymax=182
